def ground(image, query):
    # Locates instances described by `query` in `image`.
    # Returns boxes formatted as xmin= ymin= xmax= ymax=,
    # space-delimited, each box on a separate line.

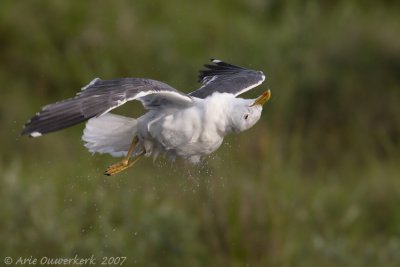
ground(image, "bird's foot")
xmin=104 ymin=159 xmax=131 ymax=176
xmin=104 ymin=152 xmax=144 ymax=176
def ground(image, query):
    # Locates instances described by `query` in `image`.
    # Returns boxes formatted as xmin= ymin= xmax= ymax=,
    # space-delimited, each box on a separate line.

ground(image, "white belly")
xmin=138 ymin=106 xmax=224 ymax=162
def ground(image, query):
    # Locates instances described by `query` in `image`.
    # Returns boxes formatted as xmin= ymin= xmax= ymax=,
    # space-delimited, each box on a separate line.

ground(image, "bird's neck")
xmin=201 ymin=93 xmax=241 ymax=136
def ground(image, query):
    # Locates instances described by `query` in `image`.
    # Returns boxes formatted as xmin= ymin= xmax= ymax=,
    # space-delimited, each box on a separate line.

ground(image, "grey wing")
xmin=21 ymin=78 xmax=192 ymax=137
xmin=189 ymin=59 xmax=266 ymax=99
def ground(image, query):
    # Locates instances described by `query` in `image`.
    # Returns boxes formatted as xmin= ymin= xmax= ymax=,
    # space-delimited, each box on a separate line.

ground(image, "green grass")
xmin=1 ymin=1 xmax=400 ymax=266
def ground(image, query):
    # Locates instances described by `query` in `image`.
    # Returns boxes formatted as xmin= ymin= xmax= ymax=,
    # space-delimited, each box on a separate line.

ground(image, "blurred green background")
xmin=1 ymin=1 xmax=400 ymax=266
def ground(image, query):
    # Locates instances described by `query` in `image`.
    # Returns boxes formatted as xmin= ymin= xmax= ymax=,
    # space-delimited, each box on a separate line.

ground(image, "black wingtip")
xmin=20 ymin=128 xmax=43 ymax=138
xmin=209 ymin=59 xmax=225 ymax=66
xmin=207 ymin=58 xmax=244 ymax=69
xmin=198 ymin=59 xmax=246 ymax=83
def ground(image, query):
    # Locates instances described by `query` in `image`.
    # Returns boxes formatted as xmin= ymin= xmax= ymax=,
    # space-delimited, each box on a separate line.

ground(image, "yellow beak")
xmin=250 ymin=89 xmax=271 ymax=107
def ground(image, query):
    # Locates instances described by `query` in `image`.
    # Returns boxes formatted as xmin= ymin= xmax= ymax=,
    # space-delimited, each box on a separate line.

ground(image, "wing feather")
xmin=190 ymin=59 xmax=266 ymax=98
xmin=21 ymin=78 xmax=192 ymax=137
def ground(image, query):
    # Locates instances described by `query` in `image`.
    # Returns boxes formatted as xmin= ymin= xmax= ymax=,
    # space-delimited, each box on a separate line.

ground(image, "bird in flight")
xmin=21 ymin=59 xmax=271 ymax=175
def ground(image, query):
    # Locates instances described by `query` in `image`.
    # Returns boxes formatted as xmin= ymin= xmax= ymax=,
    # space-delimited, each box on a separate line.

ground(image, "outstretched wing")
xmin=21 ymin=78 xmax=192 ymax=137
xmin=189 ymin=59 xmax=265 ymax=99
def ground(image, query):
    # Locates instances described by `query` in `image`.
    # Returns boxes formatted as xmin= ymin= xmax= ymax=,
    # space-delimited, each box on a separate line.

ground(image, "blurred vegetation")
xmin=1 ymin=1 xmax=400 ymax=266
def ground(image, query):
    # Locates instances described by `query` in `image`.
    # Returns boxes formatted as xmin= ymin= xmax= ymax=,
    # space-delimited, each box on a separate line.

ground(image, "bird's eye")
xmin=244 ymin=114 xmax=249 ymax=120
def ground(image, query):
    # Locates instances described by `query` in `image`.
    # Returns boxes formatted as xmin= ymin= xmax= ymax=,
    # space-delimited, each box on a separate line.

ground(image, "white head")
xmin=229 ymin=90 xmax=271 ymax=133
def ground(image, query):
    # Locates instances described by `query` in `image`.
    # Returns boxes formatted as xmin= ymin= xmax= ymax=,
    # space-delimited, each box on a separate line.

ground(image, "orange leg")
xmin=104 ymin=136 xmax=144 ymax=176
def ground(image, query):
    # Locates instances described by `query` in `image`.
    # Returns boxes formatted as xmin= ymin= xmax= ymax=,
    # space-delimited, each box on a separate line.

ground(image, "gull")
xmin=21 ymin=59 xmax=271 ymax=175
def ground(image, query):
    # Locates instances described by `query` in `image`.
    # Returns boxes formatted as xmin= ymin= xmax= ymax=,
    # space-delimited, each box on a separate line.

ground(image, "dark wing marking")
xmin=189 ymin=59 xmax=266 ymax=99
xmin=21 ymin=78 xmax=192 ymax=137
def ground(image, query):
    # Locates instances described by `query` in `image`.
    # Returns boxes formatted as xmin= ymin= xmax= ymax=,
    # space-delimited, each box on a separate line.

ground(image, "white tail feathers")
xmin=82 ymin=113 xmax=137 ymax=157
